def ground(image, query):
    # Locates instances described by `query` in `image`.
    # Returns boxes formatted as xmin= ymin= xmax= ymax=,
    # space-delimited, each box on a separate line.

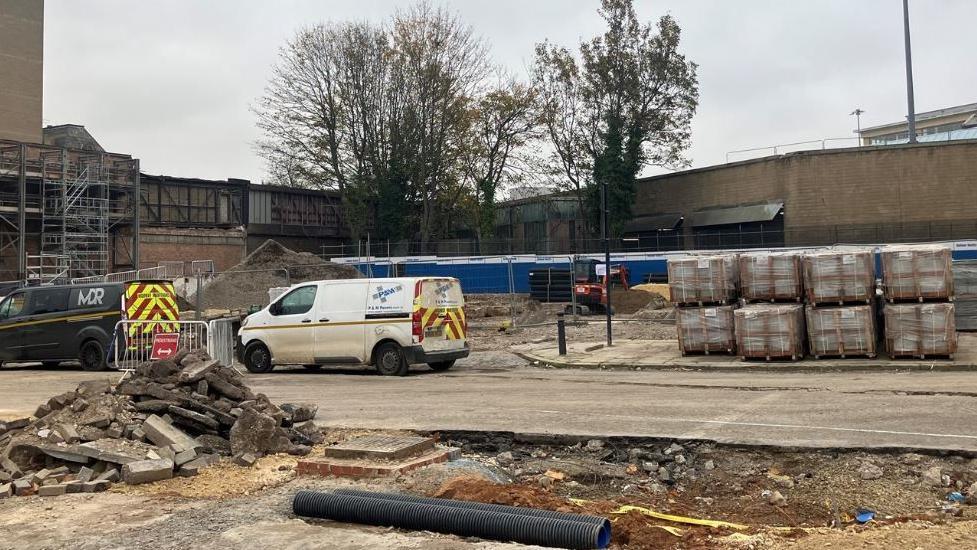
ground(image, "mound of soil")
xmin=609 ymin=288 xmax=656 ymax=314
xmin=196 ymin=240 xmax=361 ymax=310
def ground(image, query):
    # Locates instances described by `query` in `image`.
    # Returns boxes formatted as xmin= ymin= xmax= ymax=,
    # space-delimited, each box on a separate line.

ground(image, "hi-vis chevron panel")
xmin=124 ymin=281 xmax=180 ymax=335
xmin=414 ymin=279 xmax=466 ymax=340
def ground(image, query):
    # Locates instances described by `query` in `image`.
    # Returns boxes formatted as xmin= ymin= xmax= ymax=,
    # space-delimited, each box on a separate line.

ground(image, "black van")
xmin=0 ymin=283 xmax=124 ymax=371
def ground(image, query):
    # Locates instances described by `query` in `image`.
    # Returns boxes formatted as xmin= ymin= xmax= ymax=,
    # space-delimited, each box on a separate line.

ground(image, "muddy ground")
xmin=468 ymin=318 xmax=676 ymax=350
xmin=3 ymin=428 xmax=977 ymax=550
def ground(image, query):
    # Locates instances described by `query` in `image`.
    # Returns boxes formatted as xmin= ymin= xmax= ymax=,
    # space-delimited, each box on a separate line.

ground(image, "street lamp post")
xmin=903 ymin=0 xmax=917 ymax=143
xmin=601 ymin=180 xmax=612 ymax=347
xmin=850 ymin=108 xmax=865 ymax=145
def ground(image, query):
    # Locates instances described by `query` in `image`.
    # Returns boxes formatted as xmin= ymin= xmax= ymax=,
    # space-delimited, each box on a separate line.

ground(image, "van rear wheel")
xmin=79 ymin=340 xmax=107 ymax=372
xmin=428 ymin=360 xmax=455 ymax=372
xmin=244 ymin=343 xmax=274 ymax=374
xmin=375 ymin=342 xmax=408 ymax=376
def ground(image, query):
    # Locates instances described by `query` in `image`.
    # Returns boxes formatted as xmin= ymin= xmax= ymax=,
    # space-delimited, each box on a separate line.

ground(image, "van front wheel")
xmin=375 ymin=342 xmax=408 ymax=376
xmin=79 ymin=340 xmax=107 ymax=372
xmin=428 ymin=360 xmax=455 ymax=372
xmin=245 ymin=343 xmax=274 ymax=374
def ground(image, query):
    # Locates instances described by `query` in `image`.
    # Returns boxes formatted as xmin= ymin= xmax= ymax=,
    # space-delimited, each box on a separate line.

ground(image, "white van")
xmin=238 ymin=277 xmax=469 ymax=375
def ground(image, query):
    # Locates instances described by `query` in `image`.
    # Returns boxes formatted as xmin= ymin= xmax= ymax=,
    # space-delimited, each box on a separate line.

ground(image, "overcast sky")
xmin=43 ymin=0 xmax=977 ymax=183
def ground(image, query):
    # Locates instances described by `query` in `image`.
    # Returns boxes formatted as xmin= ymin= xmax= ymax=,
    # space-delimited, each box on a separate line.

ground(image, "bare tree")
xmin=534 ymin=0 xmax=698 ymax=235
xmin=464 ymin=75 xmax=540 ymax=250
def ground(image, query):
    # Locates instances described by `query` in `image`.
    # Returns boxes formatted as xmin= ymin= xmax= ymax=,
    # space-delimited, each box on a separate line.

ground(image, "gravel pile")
xmin=0 ymin=350 xmax=321 ymax=498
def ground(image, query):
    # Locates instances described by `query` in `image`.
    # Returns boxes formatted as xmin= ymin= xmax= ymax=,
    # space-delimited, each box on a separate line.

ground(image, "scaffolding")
xmin=0 ymin=139 xmax=139 ymax=285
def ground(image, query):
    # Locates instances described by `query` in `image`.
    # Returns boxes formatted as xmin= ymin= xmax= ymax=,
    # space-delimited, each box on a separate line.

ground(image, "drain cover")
xmin=323 ymin=435 xmax=436 ymax=460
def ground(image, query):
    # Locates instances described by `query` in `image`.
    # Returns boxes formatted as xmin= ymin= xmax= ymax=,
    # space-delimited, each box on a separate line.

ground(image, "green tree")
xmin=534 ymin=0 xmax=698 ymax=237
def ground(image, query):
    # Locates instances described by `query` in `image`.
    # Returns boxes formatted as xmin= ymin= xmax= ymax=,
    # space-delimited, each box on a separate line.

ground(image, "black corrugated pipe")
xmin=332 ymin=488 xmax=610 ymax=529
xmin=292 ymin=490 xmax=611 ymax=549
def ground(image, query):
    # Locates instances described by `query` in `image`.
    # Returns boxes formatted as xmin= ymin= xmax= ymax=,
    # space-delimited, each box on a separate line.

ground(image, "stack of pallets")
xmin=668 ymin=255 xmax=738 ymax=356
xmin=953 ymin=260 xmax=977 ymax=331
xmin=881 ymin=245 xmax=956 ymax=359
xmin=802 ymin=249 xmax=878 ymax=359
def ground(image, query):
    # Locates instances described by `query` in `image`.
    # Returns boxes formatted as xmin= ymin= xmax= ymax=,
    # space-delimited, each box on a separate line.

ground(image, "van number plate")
xmin=425 ymin=325 xmax=445 ymax=338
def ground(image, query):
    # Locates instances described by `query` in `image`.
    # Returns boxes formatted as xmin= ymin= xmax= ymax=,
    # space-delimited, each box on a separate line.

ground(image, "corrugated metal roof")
xmin=623 ymin=213 xmax=683 ymax=233
xmin=690 ymin=202 xmax=783 ymax=227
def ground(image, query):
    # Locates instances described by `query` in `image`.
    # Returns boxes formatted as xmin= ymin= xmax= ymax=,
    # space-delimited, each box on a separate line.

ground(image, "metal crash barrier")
xmin=207 ymin=318 xmax=238 ymax=368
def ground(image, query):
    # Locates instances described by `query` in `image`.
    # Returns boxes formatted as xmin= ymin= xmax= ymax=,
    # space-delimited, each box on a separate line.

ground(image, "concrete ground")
xmin=4 ymin=349 xmax=977 ymax=453
xmin=512 ymin=333 xmax=977 ymax=372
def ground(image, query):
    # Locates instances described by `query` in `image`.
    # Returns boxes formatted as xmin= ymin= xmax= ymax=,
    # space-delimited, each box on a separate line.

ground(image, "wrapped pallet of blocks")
xmin=881 ymin=245 xmax=953 ymax=302
xmin=802 ymin=250 xmax=875 ymax=306
xmin=675 ymin=305 xmax=736 ymax=355
xmin=667 ymin=255 xmax=738 ymax=305
xmin=805 ymin=305 xmax=877 ymax=359
xmin=883 ymin=303 xmax=957 ymax=358
xmin=734 ymin=304 xmax=805 ymax=360
xmin=954 ymin=260 xmax=977 ymax=331
xmin=739 ymin=252 xmax=803 ymax=302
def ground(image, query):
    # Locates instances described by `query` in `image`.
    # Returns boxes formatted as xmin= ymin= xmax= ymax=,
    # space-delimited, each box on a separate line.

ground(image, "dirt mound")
xmin=197 ymin=240 xmax=361 ymax=310
xmin=632 ymin=292 xmax=670 ymax=320
xmin=432 ymin=476 xmax=576 ymax=512
xmin=609 ymin=288 xmax=656 ymax=314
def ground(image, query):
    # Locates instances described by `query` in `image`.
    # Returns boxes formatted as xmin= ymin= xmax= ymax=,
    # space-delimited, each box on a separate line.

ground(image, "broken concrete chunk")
xmin=12 ymin=478 xmax=34 ymax=496
xmin=174 ymin=449 xmax=197 ymax=467
xmin=179 ymin=358 xmax=219 ymax=383
xmin=83 ymin=415 xmax=112 ymax=429
xmin=70 ymin=398 xmax=89 ymax=413
xmin=141 ymin=415 xmax=202 ymax=453
xmin=77 ymin=466 xmax=95 ymax=483
xmin=76 ymin=379 xmax=112 ymax=397
xmin=280 ymin=403 xmax=318 ymax=423
xmin=0 ymin=483 xmax=12 ymax=498
xmin=0 ymin=471 xmax=10 ymax=484
xmin=133 ymin=399 xmax=172 ymax=414
xmin=167 ymin=405 xmax=219 ymax=430
xmin=122 ymin=458 xmax=174 ymax=485
xmin=80 ymin=480 xmax=110 ymax=493
xmin=131 ymin=428 xmax=147 ymax=442
xmin=203 ymin=374 xmax=245 ymax=401
xmin=55 ymin=423 xmax=81 ymax=444
xmin=196 ymin=380 xmax=209 ymax=396
xmin=64 ymin=481 xmax=85 ymax=493
xmin=95 ymin=468 xmax=120 ymax=483
xmin=195 ymin=434 xmax=231 ymax=456
xmin=229 ymin=408 xmax=287 ymax=456
xmin=34 ymin=403 xmax=52 ymax=418
xmin=38 ymin=484 xmax=67 ymax=497
xmin=232 ymin=452 xmax=257 ymax=467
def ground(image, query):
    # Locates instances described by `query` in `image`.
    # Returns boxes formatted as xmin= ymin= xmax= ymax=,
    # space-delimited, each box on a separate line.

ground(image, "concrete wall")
xmin=0 ymin=0 xmax=43 ymax=143
xmin=635 ymin=140 xmax=977 ymax=246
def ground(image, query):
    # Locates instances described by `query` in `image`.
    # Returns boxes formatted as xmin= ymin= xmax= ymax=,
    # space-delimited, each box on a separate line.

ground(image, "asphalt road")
xmin=3 ymin=351 xmax=977 ymax=453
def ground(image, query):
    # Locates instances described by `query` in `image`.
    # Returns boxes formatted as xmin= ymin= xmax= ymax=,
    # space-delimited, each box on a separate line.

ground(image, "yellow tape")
xmin=569 ymin=499 xmax=747 ymax=531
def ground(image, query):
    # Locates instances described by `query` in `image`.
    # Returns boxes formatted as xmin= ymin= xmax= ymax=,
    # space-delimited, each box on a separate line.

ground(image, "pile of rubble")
xmin=0 ymin=350 xmax=321 ymax=498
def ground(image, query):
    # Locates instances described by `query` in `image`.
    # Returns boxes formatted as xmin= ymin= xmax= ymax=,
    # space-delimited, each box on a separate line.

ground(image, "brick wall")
xmin=135 ymin=227 xmax=246 ymax=272
xmin=635 ymin=140 xmax=977 ymax=246
xmin=0 ymin=0 xmax=43 ymax=143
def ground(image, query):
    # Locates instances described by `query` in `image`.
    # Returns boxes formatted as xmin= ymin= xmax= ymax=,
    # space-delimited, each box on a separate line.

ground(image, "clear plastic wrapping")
xmin=805 ymin=305 xmax=877 ymax=358
xmin=739 ymin=252 xmax=803 ymax=301
xmin=883 ymin=303 xmax=957 ymax=357
xmin=802 ymin=250 xmax=875 ymax=305
xmin=952 ymin=260 xmax=977 ymax=300
xmin=734 ymin=304 xmax=806 ymax=359
xmin=668 ymin=255 xmax=738 ymax=305
xmin=675 ymin=305 xmax=737 ymax=354
xmin=881 ymin=245 xmax=953 ymax=301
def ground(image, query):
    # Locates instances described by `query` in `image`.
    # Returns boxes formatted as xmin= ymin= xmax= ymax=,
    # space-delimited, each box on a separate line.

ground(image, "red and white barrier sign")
xmin=150 ymin=332 xmax=180 ymax=360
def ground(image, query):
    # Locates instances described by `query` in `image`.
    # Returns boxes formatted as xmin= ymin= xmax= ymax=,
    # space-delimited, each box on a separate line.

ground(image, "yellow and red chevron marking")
xmin=415 ymin=305 xmax=466 ymax=340
xmin=125 ymin=281 xmax=180 ymax=335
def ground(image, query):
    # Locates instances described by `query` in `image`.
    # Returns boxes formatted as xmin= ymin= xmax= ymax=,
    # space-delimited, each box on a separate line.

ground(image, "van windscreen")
xmin=418 ymin=280 xmax=464 ymax=309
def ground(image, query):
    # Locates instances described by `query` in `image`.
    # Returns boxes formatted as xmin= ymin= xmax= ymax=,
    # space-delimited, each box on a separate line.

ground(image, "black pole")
xmin=601 ymin=180 xmax=612 ymax=346
xmin=903 ymin=0 xmax=917 ymax=143
xmin=557 ymin=312 xmax=567 ymax=355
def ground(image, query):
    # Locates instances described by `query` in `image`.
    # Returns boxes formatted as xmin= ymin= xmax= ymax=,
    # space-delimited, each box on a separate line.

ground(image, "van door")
xmin=23 ymin=287 xmax=70 ymax=360
xmin=265 ymin=285 xmax=318 ymax=365
xmin=313 ymin=281 xmax=370 ymax=363
xmin=416 ymin=279 xmax=466 ymax=353
xmin=0 ymin=291 xmax=29 ymax=362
